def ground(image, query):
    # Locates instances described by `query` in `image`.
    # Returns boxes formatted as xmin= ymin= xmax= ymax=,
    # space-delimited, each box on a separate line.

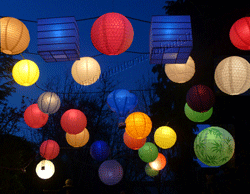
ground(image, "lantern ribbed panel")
xmin=71 ymin=57 xmax=101 ymax=85
xmin=66 ymin=128 xmax=89 ymax=148
xmin=154 ymin=126 xmax=177 ymax=149
xmin=40 ymin=140 xmax=60 ymax=160
xmin=38 ymin=92 xmax=60 ymax=114
xmin=123 ymin=132 xmax=146 ymax=150
xmin=215 ymin=56 xmax=250 ymax=95
xmin=165 ymin=56 xmax=195 ymax=83
xmin=36 ymin=160 xmax=55 ymax=179
xmin=138 ymin=142 xmax=158 ymax=163
xmin=0 ymin=17 xmax=30 ymax=55
xmin=91 ymin=12 xmax=134 ymax=55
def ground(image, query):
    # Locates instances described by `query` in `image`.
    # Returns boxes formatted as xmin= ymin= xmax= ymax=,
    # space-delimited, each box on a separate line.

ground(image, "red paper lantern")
xmin=91 ymin=12 xmax=134 ymax=55
xmin=123 ymin=132 xmax=146 ymax=150
xmin=230 ymin=17 xmax=250 ymax=50
xmin=40 ymin=140 xmax=60 ymax=160
xmin=60 ymin=109 xmax=87 ymax=134
xmin=24 ymin=104 xmax=49 ymax=128
xmin=186 ymin=85 xmax=215 ymax=112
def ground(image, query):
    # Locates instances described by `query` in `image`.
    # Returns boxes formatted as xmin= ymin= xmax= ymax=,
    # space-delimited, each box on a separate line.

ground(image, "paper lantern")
xmin=184 ymin=103 xmax=213 ymax=122
xmin=36 ymin=160 xmax=55 ymax=179
xmin=91 ymin=12 xmax=134 ymax=55
xmin=12 ymin=59 xmax=40 ymax=86
xmin=165 ymin=56 xmax=195 ymax=83
xmin=66 ymin=128 xmax=89 ymax=148
xmin=149 ymin=153 xmax=167 ymax=171
xmin=107 ymin=89 xmax=138 ymax=127
xmin=71 ymin=57 xmax=101 ymax=86
xmin=37 ymin=17 xmax=80 ymax=62
xmin=38 ymin=92 xmax=60 ymax=114
xmin=145 ymin=164 xmax=159 ymax=177
xmin=150 ymin=15 xmax=193 ymax=64
xmin=138 ymin=142 xmax=158 ymax=163
xmin=214 ymin=56 xmax=250 ymax=95
xmin=0 ymin=17 xmax=30 ymax=55
xmin=60 ymin=109 xmax=87 ymax=134
xmin=98 ymin=160 xmax=123 ymax=185
xmin=186 ymin=84 xmax=215 ymax=112
xmin=90 ymin=140 xmax=110 ymax=161
xmin=125 ymin=112 xmax=152 ymax=139
xmin=229 ymin=17 xmax=250 ymax=50
xmin=154 ymin=126 xmax=177 ymax=149
xmin=194 ymin=126 xmax=235 ymax=167
xmin=40 ymin=140 xmax=60 ymax=160
xmin=123 ymin=132 xmax=146 ymax=150
xmin=24 ymin=104 xmax=49 ymax=128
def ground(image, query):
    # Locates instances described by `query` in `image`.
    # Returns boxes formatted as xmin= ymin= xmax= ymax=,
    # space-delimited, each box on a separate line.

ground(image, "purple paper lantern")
xmin=98 ymin=160 xmax=123 ymax=185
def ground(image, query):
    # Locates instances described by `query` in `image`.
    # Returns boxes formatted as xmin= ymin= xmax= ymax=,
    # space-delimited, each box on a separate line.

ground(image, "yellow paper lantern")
xmin=214 ymin=56 xmax=250 ymax=95
xmin=165 ymin=56 xmax=195 ymax=83
xmin=125 ymin=112 xmax=152 ymax=139
xmin=154 ymin=126 xmax=177 ymax=149
xmin=0 ymin=17 xmax=30 ymax=55
xmin=36 ymin=160 xmax=55 ymax=179
xmin=71 ymin=57 xmax=101 ymax=85
xmin=12 ymin=59 xmax=40 ymax=86
xmin=66 ymin=128 xmax=89 ymax=148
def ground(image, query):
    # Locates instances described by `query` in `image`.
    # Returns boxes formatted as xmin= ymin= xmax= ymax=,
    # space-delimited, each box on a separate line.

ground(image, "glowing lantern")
xmin=90 ymin=140 xmax=110 ymax=161
xmin=98 ymin=160 xmax=123 ymax=185
xmin=186 ymin=84 xmax=215 ymax=112
xmin=194 ymin=126 xmax=235 ymax=167
xmin=12 ymin=59 xmax=40 ymax=86
xmin=36 ymin=160 xmax=55 ymax=179
xmin=66 ymin=128 xmax=89 ymax=148
xmin=125 ymin=112 xmax=152 ymax=139
xmin=184 ymin=103 xmax=213 ymax=122
xmin=145 ymin=164 xmax=159 ymax=177
xmin=107 ymin=89 xmax=138 ymax=127
xmin=165 ymin=56 xmax=195 ymax=83
xmin=123 ymin=132 xmax=146 ymax=150
xmin=229 ymin=17 xmax=250 ymax=50
xmin=138 ymin=142 xmax=158 ymax=163
xmin=38 ymin=92 xmax=60 ymax=114
xmin=0 ymin=17 xmax=30 ymax=55
xmin=24 ymin=104 xmax=49 ymax=128
xmin=40 ymin=140 xmax=60 ymax=160
xmin=154 ymin=126 xmax=177 ymax=149
xmin=71 ymin=57 xmax=101 ymax=86
xmin=91 ymin=12 xmax=134 ymax=55
xmin=214 ymin=56 xmax=250 ymax=95
xmin=149 ymin=153 xmax=167 ymax=171
xmin=60 ymin=109 xmax=87 ymax=134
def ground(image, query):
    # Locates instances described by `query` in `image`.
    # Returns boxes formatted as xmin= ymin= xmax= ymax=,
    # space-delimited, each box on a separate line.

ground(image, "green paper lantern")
xmin=184 ymin=103 xmax=213 ymax=122
xmin=194 ymin=126 xmax=235 ymax=167
xmin=145 ymin=164 xmax=159 ymax=177
xmin=138 ymin=142 xmax=158 ymax=163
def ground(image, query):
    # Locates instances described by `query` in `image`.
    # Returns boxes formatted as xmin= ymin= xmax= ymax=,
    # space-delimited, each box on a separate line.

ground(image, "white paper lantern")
xmin=38 ymin=92 xmax=61 ymax=114
xmin=71 ymin=57 xmax=101 ymax=85
xmin=36 ymin=160 xmax=55 ymax=179
xmin=215 ymin=56 xmax=250 ymax=95
xmin=165 ymin=56 xmax=195 ymax=83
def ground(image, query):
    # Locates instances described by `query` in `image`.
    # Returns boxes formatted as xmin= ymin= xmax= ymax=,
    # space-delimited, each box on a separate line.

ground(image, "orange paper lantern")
xmin=123 ymin=132 xmax=146 ymax=150
xmin=149 ymin=153 xmax=167 ymax=171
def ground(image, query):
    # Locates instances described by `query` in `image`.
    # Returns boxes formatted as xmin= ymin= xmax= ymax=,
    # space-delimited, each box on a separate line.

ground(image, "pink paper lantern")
xmin=40 ymin=140 xmax=60 ymax=160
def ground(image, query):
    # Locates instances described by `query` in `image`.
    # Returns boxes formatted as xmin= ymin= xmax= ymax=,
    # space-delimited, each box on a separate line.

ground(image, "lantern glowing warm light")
xmin=214 ymin=56 xmax=250 ymax=95
xmin=125 ymin=112 xmax=152 ymax=139
xmin=38 ymin=92 xmax=61 ymax=114
xmin=91 ymin=12 xmax=134 ymax=55
xmin=154 ymin=126 xmax=177 ymax=149
xmin=66 ymin=128 xmax=89 ymax=148
xmin=36 ymin=160 xmax=55 ymax=179
xmin=24 ymin=104 xmax=49 ymax=128
xmin=123 ymin=132 xmax=146 ymax=150
xmin=145 ymin=164 xmax=159 ymax=177
xmin=138 ymin=142 xmax=158 ymax=163
xmin=12 ymin=59 xmax=40 ymax=86
xmin=0 ymin=17 xmax=30 ymax=55
xmin=40 ymin=140 xmax=60 ymax=160
xmin=184 ymin=103 xmax=213 ymax=122
xmin=149 ymin=153 xmax=167 ymax=171
xmin=71 ymin=57 xmax=101 ymax=86
xmin=194 ymin=126 xmax=235 ymax=167
xmin=165 ymin=56 xmax=195 ymax=83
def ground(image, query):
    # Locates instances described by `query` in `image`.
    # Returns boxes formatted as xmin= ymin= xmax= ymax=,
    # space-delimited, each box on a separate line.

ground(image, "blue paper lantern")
xmin=37 ymin=17 xmax=80 ymax=62
xmin=149 ymin=15 xmax=193 ymax=64
xmin=107 ymin=89 xmax=138 ymax=127
xmin=90 ymin=141 xmax=110 ymax=161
